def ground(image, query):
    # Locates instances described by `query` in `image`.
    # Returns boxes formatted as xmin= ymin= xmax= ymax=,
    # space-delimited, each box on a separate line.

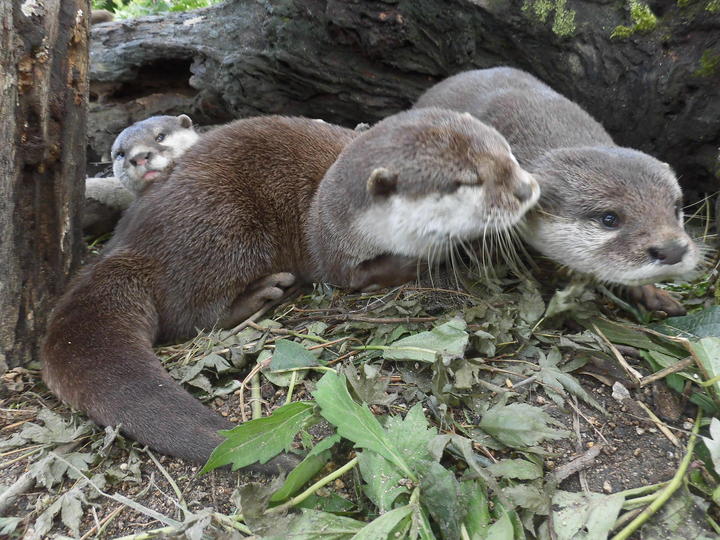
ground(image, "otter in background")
xmin=415 ymin=67 xmax=701 ymax=315
xmin=83 ymin=115 xmax=200 ymax=236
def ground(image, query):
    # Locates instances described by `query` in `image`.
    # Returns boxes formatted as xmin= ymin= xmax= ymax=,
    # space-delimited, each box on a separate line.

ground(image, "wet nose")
xmin=130 ymin=152 xmax=151 ymax=167
xmin=647 ymin=241 xmax=688 ymax=265
xmin=513 ymin=180 xmax=534 ymax=203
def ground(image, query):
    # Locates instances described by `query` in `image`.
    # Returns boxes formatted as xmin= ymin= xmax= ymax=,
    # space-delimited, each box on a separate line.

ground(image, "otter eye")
xmin=114 ymin=152 xmax=124 ymax=160
xmin=599 ymin=211 xmax=620 ymax=229
xmin=155 ymin=133 xmax=165 ymax=142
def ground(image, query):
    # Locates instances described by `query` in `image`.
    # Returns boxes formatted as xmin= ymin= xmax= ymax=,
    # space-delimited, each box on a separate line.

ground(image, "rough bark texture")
xmin=88 ymin=0 xmax=719 ymax=194
xmin=0 ymin=1 xmax=89 ymax=370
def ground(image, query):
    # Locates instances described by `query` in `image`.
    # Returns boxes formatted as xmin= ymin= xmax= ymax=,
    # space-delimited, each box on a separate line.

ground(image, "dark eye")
xmin=155 ymin=133 xmax=165 ymax=142
xmin=599 ymin=211 xmax=620 ymax=229
xmin=114 ymin=152 xmax=124 ymax=160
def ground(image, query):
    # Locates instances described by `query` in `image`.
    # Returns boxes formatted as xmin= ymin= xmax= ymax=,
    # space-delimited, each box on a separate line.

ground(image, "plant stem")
xmin=268 ymin=456 xmax=359 ymax=513
xmin=611 ymin=410 xmax=701 ymax=540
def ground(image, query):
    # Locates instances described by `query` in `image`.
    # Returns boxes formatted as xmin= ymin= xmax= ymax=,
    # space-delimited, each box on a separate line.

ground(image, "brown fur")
xmin=44 ymin=117 xmax=356 ymax=462
xmin=42 ymin=111 xmax=537 ymax=463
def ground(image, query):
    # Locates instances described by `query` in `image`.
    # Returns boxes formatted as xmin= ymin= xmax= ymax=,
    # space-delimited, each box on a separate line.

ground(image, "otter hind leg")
xmin=219 ymin=272 xmax=297 ymax=328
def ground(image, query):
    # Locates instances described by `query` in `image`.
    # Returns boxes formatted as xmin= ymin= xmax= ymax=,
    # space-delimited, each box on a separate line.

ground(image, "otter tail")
xmin=41 ymin=254 xmax=231 ymax=463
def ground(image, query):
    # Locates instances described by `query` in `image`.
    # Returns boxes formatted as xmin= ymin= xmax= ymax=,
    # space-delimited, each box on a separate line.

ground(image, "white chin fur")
xmin=353 ymin=184 xmax=537 ymax=258
xmin=523 ymin=218 xmax=700 ymax=285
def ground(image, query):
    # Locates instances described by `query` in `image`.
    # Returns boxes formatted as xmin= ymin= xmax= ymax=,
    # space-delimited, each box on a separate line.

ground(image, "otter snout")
xmin=130 ymin=152 xmax=152 ymax=167
xmin=648 ymin=240 xmax=688 ymax=265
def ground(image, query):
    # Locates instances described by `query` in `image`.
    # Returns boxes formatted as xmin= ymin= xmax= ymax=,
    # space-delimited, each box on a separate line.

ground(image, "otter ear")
xmin=367 ymin=168 xmax=398 ymax=197
xmin=178 ymin=114 xmax=193 ymax=128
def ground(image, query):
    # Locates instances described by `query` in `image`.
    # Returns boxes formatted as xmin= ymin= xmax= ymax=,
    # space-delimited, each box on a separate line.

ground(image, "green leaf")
xmin=479 ymin=402 xmax=570 ymax=448
xmin=357 ymin=451 xmax=408 ymax=513
xmin=270 ymin=434 xmax=341 ymax=503
xmin=314 ymin=372 xmax=415 ymax=479
xmin=342 ymin=363 xmax=397 ymax=407
xmin=502 ymin=484 xmax=548 ymax=514
xmin=518 ymin=282 xmax=545 ymax=324
xmin=536 ymin=348 xmax=605 ymax=412
xmin=271 ymin=339 xmax=320 ymax=370
xmin=460 ymin=479 xmax=491 ymax=538
xmin=384 ymin=403 xmax=437 ymax=469
xmin=0 ymin=517 xmax=22 ymax=536
xmin=486 ymin=511 xmax=514 ymax=540
xmin=350 ymin=505 xmax=414 ymax=539
xmin=419 ymin=462 xmax=465 ymax=540
xmin=550 ymin=490 xmax=624 ymax=540
xmin=590 ymin=319 xmax=684 ymax=356
xmin=357 ymin=404 xmax=437 ymax=511
xmin=201 ymin=401 xmax=315 ymax=473
xmin=297 ymin=492 xmax=356 ymax=513
xmin=690 ymin=337 xmax=720 ymax=395
xmin=702 ymin=417 xmax=720 ymax=476
xmin=382 ymin=319 xmax=469 ymax=363
xmin=262 ymin=509 xmax=365 ymax=539
xmin=487 ymin=459 xmax=542 ymax=480
xmin=653 ymin=305 xmax=720 ymax=339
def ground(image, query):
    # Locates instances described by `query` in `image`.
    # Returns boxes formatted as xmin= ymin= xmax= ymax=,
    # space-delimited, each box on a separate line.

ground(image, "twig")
xmin=634 ymin=400 xmax=681 ymax=448
xmin=79 ymin=505 xmax=124 ymax=540
xmin=592 ymin=323 xmax=643 ymax=385
xmin=285 ymin=371 xmax=297 ymax=406
xmin=146 ymin=450 xmax=189 ymax=519
xmin=251 ymin=372 xmax=262 ymax=420
xmin=639 ymin=356 xmax=694 ymax=387
xmin=611 ymin=409 xmax=701 ymax=540
xmin=549 ymin=443 xmax=604 ymax=485
xmin=237 ymin=357 xmax=270 ymax=422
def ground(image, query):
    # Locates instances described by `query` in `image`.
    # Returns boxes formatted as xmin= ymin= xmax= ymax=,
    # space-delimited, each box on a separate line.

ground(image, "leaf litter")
xmin=2 ymin=257 xmax=720 ymax=538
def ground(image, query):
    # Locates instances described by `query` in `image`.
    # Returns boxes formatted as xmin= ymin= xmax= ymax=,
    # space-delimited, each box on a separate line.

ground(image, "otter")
xmin=43 ymin=110 xmax=539 ymax=464
xmin=83 ymin=115 xmax=200 ymax=236
xmin=111 ymin=114 xmax=200 ymax=196
xmin=414 ymin=67 xmax=700 ymax=314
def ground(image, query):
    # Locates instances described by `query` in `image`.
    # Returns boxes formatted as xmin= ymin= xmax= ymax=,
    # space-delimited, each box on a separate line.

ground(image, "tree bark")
xmin=0 ymin=1 xmax=89 ymax=370
xmin=87 ymin=0 xmax=719 ymax=194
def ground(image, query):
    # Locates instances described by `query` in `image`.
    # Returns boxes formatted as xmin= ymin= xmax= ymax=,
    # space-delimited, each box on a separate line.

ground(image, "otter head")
xmin=111 ymin=114 xmax=199 ymax=195
xmin=522 ymin=146 xmax=699 ymax=285
xmin=340 ymin=108 xmax=540 ymax=258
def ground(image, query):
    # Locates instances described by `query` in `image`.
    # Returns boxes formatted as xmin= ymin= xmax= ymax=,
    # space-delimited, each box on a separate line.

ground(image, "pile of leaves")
xmin=2 ymin=266 xmax=720 ymax=538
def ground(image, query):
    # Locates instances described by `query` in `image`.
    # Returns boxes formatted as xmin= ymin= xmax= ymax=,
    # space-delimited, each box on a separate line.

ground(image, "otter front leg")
xmin=627 ymin=284 xmax=686 ymax=316
xmin=348 ymin=254 xmax=421 ymax=291
xmin=218 ymin=273 xmax=296 ymax=329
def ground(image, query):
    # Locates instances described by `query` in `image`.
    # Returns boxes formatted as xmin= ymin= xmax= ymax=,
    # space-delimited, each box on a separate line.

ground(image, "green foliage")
xmin=97 ymin=0 xmax=224 ymax=19
xmin=695 ymin=50 xmax=720 ymax=77
xmin=522 ymin=0 xmax=577 ymax=37
xmin=201 ymin=401 xmax=315 ymax=472
xmin=612 ymin=0 xmax=658 ymax=39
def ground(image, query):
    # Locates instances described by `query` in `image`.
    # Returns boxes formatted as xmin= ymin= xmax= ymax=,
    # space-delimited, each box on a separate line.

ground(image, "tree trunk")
xmin=87 ymin=0 xmax=719 ymax=195
xmin=0 ymin=1 xmax=89 ymax=371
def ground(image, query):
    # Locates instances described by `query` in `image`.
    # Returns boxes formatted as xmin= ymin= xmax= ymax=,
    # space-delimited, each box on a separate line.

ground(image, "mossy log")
xmin=89 ymin=0 xmax=719 ymax=194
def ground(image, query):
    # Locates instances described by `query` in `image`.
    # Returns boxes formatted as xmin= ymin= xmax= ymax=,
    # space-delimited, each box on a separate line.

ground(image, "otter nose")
xmin=513 ymin=181 xmax=534 ymax=203
xmin=648 ymin=241 xmax=688 ymax=265
xmin=130 ymin=152 xmax=151 ymax=167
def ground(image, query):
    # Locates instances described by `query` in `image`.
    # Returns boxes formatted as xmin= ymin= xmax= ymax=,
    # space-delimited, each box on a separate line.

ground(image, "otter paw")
xmin=628 ymin=284 xmax=686 ymax=316
xmin=219 ymin=273 xmax=297 ymax=329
